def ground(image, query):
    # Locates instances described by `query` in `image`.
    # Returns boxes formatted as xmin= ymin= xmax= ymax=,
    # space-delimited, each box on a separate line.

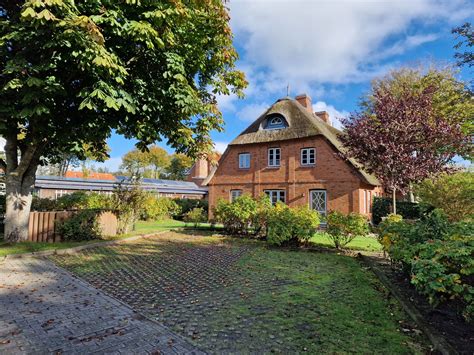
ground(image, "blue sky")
xmin=94 ymin=0 xmax=473 ymax=172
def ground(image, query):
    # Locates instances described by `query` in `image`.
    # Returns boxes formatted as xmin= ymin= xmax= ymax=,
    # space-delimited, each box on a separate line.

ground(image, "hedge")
xmin=372 ymin=196 xmax=422 ymax=225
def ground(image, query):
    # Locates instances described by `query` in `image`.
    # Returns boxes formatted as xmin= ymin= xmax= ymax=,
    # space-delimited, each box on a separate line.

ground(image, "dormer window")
xmin=264 ymin=114 xmax=287 ymax=130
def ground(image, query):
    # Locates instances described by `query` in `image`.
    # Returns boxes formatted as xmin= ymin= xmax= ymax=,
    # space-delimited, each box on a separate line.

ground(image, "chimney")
xmin=194 ymin=157 xmax=209 ymax=178
xmin=295 ymin=93 xmax=312 ymax=113
xmin=315 ymin=111 xmax=331 ymax=126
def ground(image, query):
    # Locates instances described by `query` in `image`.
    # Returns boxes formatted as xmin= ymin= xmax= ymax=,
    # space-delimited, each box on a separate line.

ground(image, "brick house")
xmin=204 ymin=94 xmax=382 ymax=219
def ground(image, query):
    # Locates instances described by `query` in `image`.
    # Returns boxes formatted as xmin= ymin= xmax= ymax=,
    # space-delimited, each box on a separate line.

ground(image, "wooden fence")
xmin=27 ymin=210 xmax=117 ymax=242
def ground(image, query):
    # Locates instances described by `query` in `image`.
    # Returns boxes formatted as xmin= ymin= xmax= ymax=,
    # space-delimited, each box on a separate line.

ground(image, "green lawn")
xmin=311 ymin=232 xmax=383 ymax=252
xmin=0 ymin=219 xmax=186 ymax=257
xmin=51 ymin=231 xmax=427 ymax=353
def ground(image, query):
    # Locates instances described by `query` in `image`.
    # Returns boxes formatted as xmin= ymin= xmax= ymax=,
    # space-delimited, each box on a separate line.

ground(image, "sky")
xmin=85 ymin=0 xmax=473 ymax=171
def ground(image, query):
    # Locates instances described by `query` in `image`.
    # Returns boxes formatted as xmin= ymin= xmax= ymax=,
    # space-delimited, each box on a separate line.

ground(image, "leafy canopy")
xmin=0 ymin=0 xmax=246 ymax=170
xmin=341 ymin=70 xmax=471 ymax=194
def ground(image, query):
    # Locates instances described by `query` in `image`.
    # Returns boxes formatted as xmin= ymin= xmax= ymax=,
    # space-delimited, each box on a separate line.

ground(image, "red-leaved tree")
xmin=340 ymin=85 xmax=471 ymax=214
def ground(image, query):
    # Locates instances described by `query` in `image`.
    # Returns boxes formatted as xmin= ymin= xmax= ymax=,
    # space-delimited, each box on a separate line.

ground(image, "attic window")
xmin=264 ymin=114 xmax=287 ymax=130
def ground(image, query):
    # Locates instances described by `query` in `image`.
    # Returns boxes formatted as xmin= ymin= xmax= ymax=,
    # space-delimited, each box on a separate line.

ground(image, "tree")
xmin=165 ymin=153 xmax=193 ymax=180
xmin=415 ymin=172 xmax=474 ymax=222
xmin=147 ymin=145 xmax=170 ymax=179
xmin=119 ymin=145 xmax=170 ymax=178
xmin=340 ymin=84 xmax=470 ymax=214
xmin=0 ymin=1 xmax=246 ymax=241
xmin=453 ymin=23 xmax=473 ymax=69
xmin=362 ymin=67 xmax=474 ymax=138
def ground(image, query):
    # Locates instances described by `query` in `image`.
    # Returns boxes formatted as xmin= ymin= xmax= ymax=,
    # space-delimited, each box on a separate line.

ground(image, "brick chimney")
xmin=295 ymin=94 xmax=312 ymax=113
xmin=315 ymin=111 xmax=331 ymax=125
xmin=194 ymin=158 xmax=209 ymax=178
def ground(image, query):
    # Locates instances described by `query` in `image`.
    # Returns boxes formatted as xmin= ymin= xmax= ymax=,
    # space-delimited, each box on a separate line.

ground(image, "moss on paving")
xmin=51 ymin=232 xmax=427 ymax=353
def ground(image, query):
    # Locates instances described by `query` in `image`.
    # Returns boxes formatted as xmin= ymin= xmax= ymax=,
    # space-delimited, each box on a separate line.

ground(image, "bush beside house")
xmin=377 ymin=210 xmax=474 ymax=321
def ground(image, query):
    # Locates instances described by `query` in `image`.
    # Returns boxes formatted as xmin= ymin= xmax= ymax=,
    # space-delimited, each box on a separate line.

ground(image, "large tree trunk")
xmin=3 ymin=133 xmax=41 ymax=243
xmin=4 ymin=173 xmax=35 ymax=242
xmin=392 ymin=188 xmax=397 ymax=215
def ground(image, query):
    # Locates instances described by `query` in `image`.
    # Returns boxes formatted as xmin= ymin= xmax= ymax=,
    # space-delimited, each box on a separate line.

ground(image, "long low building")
xmin=34 ymin=175 xmax=208 ymax=200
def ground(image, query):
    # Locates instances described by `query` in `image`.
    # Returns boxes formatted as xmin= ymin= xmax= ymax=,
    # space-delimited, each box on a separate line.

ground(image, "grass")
xmin=0 ymin=219 xmax=186 ymax=257
xmin=50 ymin=231 xmax=427 ymax=353
xmin=310 ymin=231 xmax=383 ymax=252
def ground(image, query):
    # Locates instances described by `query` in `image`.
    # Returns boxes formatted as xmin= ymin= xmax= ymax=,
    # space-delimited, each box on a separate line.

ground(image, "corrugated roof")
xmin=206 ymin=98 xmax=379 ymax=186
xmin=35 ymin=176 xmax=208 ymax=194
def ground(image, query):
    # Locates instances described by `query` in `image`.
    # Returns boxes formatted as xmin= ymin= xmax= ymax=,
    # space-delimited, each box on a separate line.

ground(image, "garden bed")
xmin=369 ymin=257 xmax=474 ymax=354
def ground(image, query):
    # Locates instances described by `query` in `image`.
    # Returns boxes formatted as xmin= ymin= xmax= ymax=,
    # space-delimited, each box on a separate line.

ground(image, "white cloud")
xmin=312 ymin=101 xmax=349 ymax=130
xmin=236 ymin=102 xmax=269 ymax=122
xmin=213 ymin=141 xmax=229 ymax=153
xmin=229 ymin=0 xmax=472 ymax=85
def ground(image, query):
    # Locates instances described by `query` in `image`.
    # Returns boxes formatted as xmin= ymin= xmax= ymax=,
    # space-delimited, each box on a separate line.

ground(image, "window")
xmin=301 ymin=148 xmax=316 ymax=166
xmin=264 ymin=114 xmax=287 ymax=130
xmin=55 ymin=190 xmax=70 ymax=199
xmin=268 ymin=148 xmax=281 ymax=167
xmin=265 ymin=190 xmax=286 ymax=205
xmin=230 ymin=189 xmax=242 ymax=202
xmin=239 ymin=153 xmax=250 ymax=169
xmin=310 ymin=190 xmax=327 ymax=218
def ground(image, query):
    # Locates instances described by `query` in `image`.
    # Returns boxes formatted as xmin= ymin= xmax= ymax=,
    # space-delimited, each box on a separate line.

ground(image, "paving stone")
xmin=0 ymin=258 xmax=202 ymax=354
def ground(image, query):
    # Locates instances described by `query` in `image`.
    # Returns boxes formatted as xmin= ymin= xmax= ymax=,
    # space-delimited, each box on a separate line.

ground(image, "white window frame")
xmin=301 ymin=148 xmax=316 ymax=166
xmin=230 ymin=189 xmax=243 ymax=202
xmin=268 ymin=148 xmax=281 ymax=167
xmin=239 ymin=153 xmax=251 ymax=169
xmin=55 ymin=190 xmax=70 ymax=199
xmin=310 ymin=189 xmax=327 ymax=218
xmin=264 ymin=190 xmax=286 ymax=205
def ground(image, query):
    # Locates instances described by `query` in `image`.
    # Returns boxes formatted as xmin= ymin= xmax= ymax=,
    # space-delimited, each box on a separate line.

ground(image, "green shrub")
xmin=213 ymin=195 xmax=259 ymax=235
xmin=31 ymin=192 xmax=113 ymax=211
xmin=57 ymin=210 xmax=102 ymax=241
xmin=415 ymin=172 xmax=474 ymax=222
xmin=411 ymin=236 xmax=474 ymax=322
xmin=183 ymin=207 xmax=207 ymax=227
xmin=377 ymin=209 xmax=474 ymax=321
xmin=31 ymin=197 xmax=60 ymax=211
xmin=326 ymin=211 xmax=369 ymax=249
xmin=267 ymin=204 xmax=320 ymax=246
xmin=141 ymin=195 xmax=181 ymax=221
xmin=372 ymin=197 xmax=422 ymax=225
xmin=174 ymin=198 xmax=208 ymax=220
xmin=110 ymin=182 xmax=148 ymax=234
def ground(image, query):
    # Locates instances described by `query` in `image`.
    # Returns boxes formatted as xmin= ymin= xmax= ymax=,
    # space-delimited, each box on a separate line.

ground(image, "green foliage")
xmin=31 ymin=192 xmax=112 ymax=211
xmin=57 ymin=210 xmax=102 ymax=241
xmin=165 ymin=154 xmax=194 ymax=180
xmin=213 ymin=195 xmax=259 ymax=236
xmin=378 ymin=209 xmax=474 ymax=321
xmin=415 ymin=172 xmax=474 ymax=222
xmin=1 ymin=0 xmax=246 ymax=241
xmin=213 ymin=195 xmax=318 ymax=244
xmin=326 ymin=211 xmax=369 ymax=249
xmin=174 ymin=198 xmax=208 ymax=220
xmin=410 ymin=236 xmax=474 ymax=321
xmin=183 ymin=207 xmax=207 ymax=227
xmin=109 ymin=182 xmax=148 ymax=234
xmin=266 ymin=204 xmax=320 ymax=246
xmin=141 ymin=195 xmax=181 ymax=221
xmin=372 ymin=197 xmax=422 ymax=225
xmin=119 ymin=145 xmax=170 ymax=178
xmin=31 ymin=197 xmax=60 ymax=211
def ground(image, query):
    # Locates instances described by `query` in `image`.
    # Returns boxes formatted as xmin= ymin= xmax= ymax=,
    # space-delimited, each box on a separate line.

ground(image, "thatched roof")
xmin=208 ymin=98 xmax=379 ymax=186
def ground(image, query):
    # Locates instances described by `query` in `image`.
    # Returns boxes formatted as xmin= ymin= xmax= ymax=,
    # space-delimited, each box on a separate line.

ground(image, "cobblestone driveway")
xmin=0 ymin=257 xmax=202 ymax=354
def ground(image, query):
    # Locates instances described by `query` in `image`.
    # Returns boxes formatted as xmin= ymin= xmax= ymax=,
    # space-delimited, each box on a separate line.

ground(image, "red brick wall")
xmin=208 ymin=136 xmax=380 ymax=218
